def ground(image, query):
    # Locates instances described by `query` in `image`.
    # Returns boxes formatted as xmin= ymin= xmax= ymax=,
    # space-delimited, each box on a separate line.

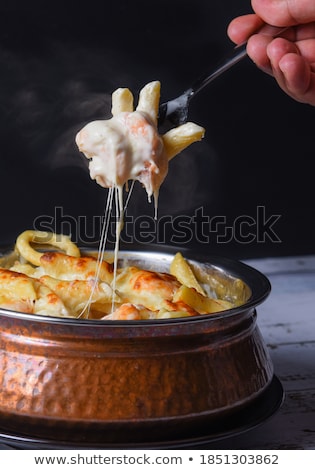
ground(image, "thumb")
xmin=252 ymin=0 xmax=315 ymax=26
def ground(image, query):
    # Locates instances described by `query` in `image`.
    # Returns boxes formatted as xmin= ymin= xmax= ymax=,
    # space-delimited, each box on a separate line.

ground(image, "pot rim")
xmin=0 ymin=245 xmax=271 ymax=327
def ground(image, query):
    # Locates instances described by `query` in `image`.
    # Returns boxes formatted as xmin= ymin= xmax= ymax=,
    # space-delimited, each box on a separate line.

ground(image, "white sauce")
xmin=75 ymin=110 xmax=168 ymax=203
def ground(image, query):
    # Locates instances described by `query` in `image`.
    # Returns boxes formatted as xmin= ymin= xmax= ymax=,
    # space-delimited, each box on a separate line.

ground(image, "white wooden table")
xmin=212 ymin=255 xmax=315 ymax=450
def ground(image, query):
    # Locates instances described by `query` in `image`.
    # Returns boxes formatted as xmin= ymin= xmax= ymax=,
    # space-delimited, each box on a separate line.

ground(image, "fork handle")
xmin=187 ymin=43 xmax=247 ymax=100
xmin=187 ymin=25 xmax=288 ymax=101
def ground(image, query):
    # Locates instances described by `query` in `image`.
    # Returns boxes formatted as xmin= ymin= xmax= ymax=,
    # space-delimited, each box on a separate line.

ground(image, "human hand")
xmin=227 ymin=0 xmax=315 ymax=105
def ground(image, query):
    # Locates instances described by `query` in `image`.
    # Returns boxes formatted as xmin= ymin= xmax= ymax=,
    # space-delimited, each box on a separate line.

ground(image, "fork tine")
xmin=158 ymin=91 xmax=191 ymax=131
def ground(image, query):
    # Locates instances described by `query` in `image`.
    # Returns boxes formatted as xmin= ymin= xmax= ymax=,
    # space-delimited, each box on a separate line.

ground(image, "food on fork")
xmin=75 ymin=81 xmax=205 ymax=206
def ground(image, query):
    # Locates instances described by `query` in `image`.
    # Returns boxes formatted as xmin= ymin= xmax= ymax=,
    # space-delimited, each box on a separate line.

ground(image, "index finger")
xmin=227 ymin=14 xmax=264 ymax=44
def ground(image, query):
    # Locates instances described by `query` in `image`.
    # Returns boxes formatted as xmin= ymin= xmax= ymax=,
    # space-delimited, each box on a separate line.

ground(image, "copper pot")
xmin=0 ymin=249 xmax=272 ymax=444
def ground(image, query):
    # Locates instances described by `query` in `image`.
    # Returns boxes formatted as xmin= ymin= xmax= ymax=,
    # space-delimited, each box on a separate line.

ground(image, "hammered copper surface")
xmin=0 ymin=251 xmax=273 ymax=443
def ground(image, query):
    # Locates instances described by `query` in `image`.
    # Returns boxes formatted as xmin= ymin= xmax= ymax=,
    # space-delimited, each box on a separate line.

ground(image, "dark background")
xmin=0 ymin=0 xmax=314 ymax=259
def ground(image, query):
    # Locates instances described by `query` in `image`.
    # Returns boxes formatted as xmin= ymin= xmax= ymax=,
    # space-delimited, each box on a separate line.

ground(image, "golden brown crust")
xmin=115 ymin=266 xmax=180 ymax=311
xmin=0 ymin=268 xmax=69 ymax=316
xmin=0 ymin=231 xmax=238 ymax=320
xmin=39 ymin=252 xmax=113 ymax=283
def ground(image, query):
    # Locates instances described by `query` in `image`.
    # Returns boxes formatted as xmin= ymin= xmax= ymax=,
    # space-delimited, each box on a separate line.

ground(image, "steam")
xmin=0 ymin=37 xmax=221 ymax=220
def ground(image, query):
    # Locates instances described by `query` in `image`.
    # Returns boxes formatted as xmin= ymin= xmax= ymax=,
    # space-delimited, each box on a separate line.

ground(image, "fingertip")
xmin=266 ymin=37 xmax=299 ymax=63
xmin=227 ymin=14 xmax=264 ymax=45
xmin=247 ymin=34 xmax=273 ymax=72
xmin=227 ymin=18 xmax=244 ymax=44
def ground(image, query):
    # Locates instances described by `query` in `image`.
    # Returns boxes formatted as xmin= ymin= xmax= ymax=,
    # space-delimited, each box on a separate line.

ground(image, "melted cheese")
xmin=105 ymin=303 xmax=156 ymax=321
xmin=114 ymin=266 xmax=181 ymax=311
xmin=39 ymin=275 xmax=117 ymax=318
xmin=75 ymin=111 xmax=168 ymax=203
xmin=0 ymin=268 xmax=36 ymax=313
xmin=39 ymin=252 xmax=113 ymax=283
xmin=0 ymin=241 xmax=238 ymax=320
xmin=0 ymin=268 xmax=69 ymax=317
